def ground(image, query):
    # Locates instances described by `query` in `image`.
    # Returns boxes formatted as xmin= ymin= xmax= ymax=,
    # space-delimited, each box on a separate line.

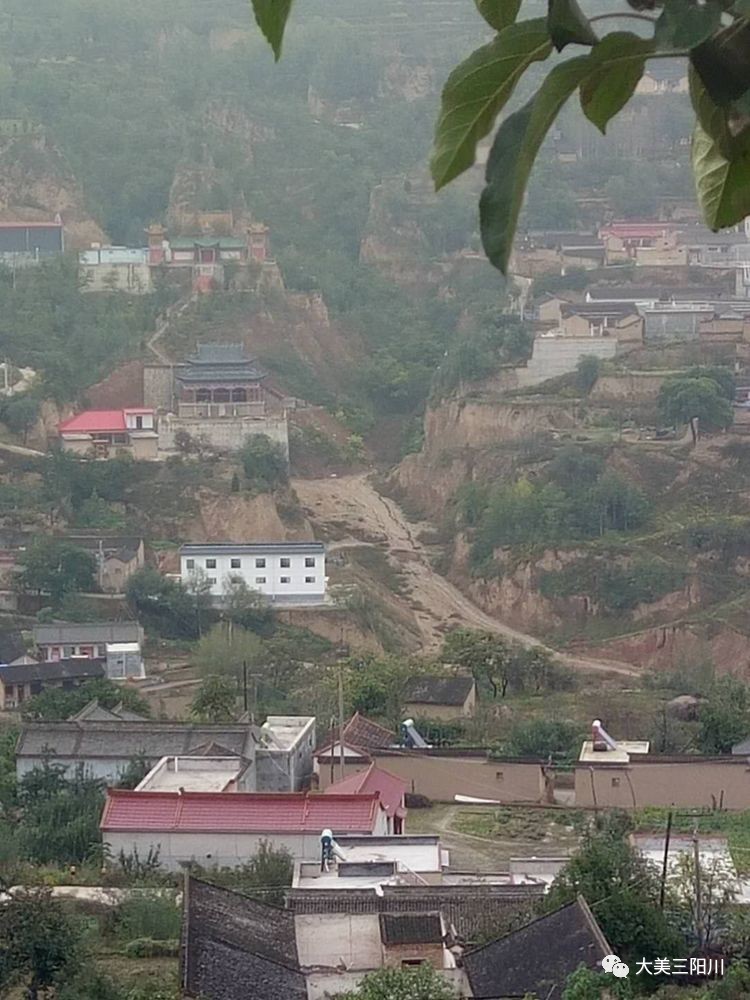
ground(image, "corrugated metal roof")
xmin=101 ymin=790 xmax=382 ymax=833
xmin=58 ymin=410 xmax=128 ymax=433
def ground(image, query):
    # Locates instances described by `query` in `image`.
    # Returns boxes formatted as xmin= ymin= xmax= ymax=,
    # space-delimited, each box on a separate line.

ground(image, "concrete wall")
xmin=143 ymin=365 xmax=174 ymax=411
xmin=105 ymin=817 xmax=389 ymax=869
xmin=644 ymin=311 xmax=708 ymax=343
xmin=575 ymin=759 xmax=750 ymax=810
xmin=403 ymin=691 xmax=475 ymax=720
xmin=182 ymin=549 xmax=324 ymax=603
xmin=158 ymin=413 xmax=289 ymax=456
xmin=369 ymin=753 xmax=549 ymax=804
xmin=18 ymin=756 xmax=134 ymax=783
xmin=296 ymin=913 xmax=382 ymax=970
xmin=81 ymin=263 xmax=153 ymax=293
xmin=516 ymin=336 xmax=618 ymax=387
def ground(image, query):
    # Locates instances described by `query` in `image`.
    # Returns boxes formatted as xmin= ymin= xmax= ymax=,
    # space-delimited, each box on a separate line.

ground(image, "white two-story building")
xmin=179 ymin=542 xmax=326 ymax=605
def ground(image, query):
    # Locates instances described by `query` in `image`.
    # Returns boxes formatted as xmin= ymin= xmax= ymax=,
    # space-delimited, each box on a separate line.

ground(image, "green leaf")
xmin=431 ymin=19 xmax=553 ymax=189
xmin=250 ymin=0 xmax=294 ymax=61
xmin=654 ymin=0 xmax=721 ymax=51
xmin=547 ymin=0 xmax=598 ymax=51
xmin=689 ymin=64 xmax=734 ymax=158
xmin=580 ymin=32 xmax=655 ymax=134
xmin=692 ymin=21 xmax=750 ymax=105
xmin=692 ymin=121 xmax=750 ymax=229
xmin=480 ymin=56 xmax=591 ymax=273
xmin=475 ymin=0 xmax=522 ymax=32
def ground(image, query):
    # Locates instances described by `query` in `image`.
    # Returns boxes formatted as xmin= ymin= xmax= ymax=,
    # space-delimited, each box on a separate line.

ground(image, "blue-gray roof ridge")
xmin=180 ymin=542 xmax=325 ymax=554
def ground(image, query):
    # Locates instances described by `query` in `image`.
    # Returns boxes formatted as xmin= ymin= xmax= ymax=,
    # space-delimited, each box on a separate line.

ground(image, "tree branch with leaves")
xmin=250 ymin=0 xmax=750 ymax=273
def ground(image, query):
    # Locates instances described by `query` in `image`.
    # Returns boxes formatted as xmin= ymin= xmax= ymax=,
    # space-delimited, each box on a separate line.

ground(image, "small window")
xmin=611 ymin=777 xmax=620 ymax=787
xmin=255 ymin=577 xmax=267 ymax=584
xmin=280 ymin=557 xmax=291 ymax=568
xmin=401 ymin=960 xmax=425 ymax=968
xmin=230 ymin=558 xmax=241 ymax=569
xmin=305 ymin=576 xmax=315 ymax=584
xmin=206 ymin=558 xmax=217 ymax=569
xmin=495 ymin=771 xmax=504 ymax=782
xmin=229 ymin=575 xmax=243 ymax=584
xmin=207 ymin=577 xmax=217 ymax=585
xmin=305 ymin=557 xmax=316 ymax=568
xmin=186 ymin=558 xmax=195 ymax=570
xmin=280 ymin=576 xmax=291 ymax=584
xmin=255 ymin=557 xmax=266 ymax=568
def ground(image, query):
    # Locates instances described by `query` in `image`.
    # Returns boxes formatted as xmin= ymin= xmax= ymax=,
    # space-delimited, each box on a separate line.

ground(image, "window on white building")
xmin=230 ymin=558 xmax=241 ymax=569
xmin=305 ymin=557 xmax=316 ymax=567
xmin=255 ymin=577 xmax=266 ymax=584
xmin=206 ymin=558 xmax=217 ymax=569
xmin=207 ymin=577 xmax=217 ymax=585
xmin=280 ymin=557 xmax=291 ymax=568
xmin=186 ymin=558 xmax=195 ymax=570
xmin=305 ymin=576 xmax=315 ymax=584
xmin=256 ymin=558 xmax=266 ymax=568
xmin=280 ymin=576 xmax=291 ymax=584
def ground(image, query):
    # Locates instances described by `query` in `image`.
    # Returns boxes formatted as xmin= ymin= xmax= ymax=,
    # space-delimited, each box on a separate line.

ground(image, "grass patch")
xmin=452 ymin=806 xmax=586 ymax=843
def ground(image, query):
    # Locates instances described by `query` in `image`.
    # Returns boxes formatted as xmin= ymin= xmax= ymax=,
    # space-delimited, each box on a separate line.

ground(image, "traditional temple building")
xmin=144 ymin=224 xmax=270 ymax=292
xmin=174 ymin=344 xmax=267 ymax=419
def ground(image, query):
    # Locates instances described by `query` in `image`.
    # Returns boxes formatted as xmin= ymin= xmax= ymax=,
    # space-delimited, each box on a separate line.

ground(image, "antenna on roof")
xmin=591 ymin=719 xmax=618 ymax=752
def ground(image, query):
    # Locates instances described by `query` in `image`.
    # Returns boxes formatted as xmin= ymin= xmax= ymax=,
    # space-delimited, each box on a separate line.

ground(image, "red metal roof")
xmin=100 ymin=789 xmax=382 ymax=834
xmin=59 ymin=410 xmax=127 ymax=433
xmin=325 ymin=763 xmax=407 ymax=819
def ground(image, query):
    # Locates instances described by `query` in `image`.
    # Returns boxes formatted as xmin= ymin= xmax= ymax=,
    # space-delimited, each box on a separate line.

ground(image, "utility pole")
xmin=242 ymin=660 xmax=248 ymax=714
xmin=693 ymin=827 xmax=704 ymax=952
xmin=337 ymin=664 xmax=345 ymax=782
xmin=659 ymin=810 xmax=672 ymax=909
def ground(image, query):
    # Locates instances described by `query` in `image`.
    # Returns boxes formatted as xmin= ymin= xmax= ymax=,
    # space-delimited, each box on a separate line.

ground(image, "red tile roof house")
xmin=100 ymin=789 xmax=390 ymax=870
xmin=324 ymin=763 xmax=408 ymax=834
xmin=57 ymin=408 xmax=158 ymax=460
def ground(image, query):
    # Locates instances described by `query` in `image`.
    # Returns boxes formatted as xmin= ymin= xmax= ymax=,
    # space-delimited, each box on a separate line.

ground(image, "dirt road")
xmin=293 ymin=473 xmax=637 ymax=676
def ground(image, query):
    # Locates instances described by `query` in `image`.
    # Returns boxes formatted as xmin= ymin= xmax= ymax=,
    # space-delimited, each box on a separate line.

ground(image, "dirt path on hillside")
xmin=293 ymin=473 xmax=637 ymax=676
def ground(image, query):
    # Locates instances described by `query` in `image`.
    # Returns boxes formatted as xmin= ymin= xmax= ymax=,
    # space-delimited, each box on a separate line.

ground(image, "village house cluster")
xmin=509 ymin=218 xmax=750 ymax=394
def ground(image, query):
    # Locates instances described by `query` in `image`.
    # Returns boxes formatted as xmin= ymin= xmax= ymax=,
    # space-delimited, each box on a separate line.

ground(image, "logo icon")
xmin=602 ymin=954 xmax=630 ymax=978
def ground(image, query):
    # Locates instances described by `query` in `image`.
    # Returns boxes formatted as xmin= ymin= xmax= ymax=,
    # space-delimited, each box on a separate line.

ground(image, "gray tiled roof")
xmin=16 ymin=721 xmax=258 ymax=760
xmin=0 ymin=629 xmax=27 ymax=665
xmin=0 ymin=658 xmax=104 ymax=686
xmin=183 ymin=879 xmax=305 ymax=1000
xmin=33 ymin=622 xmax=142 ymax=646
xmin=177 ymin=342 xmax=265 ymax=384
xmin=404 ymin=674 xmax=475 ymax=707
xmin=463 ymin=897 xmax=610 ymax=1000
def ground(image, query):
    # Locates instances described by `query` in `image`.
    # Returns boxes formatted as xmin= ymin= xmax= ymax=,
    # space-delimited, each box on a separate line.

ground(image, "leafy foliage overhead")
xmin=253 ymin=0 xmax=750 ymax=273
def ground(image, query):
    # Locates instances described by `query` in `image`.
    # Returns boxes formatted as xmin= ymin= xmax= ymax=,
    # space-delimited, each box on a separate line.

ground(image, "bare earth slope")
xmin=294 ymin=473 xmax=636 ymax=676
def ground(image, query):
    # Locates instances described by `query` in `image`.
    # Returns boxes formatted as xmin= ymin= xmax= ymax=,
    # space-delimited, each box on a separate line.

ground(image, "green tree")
xmin=336 ymin=964 xmax=458 ymax=1000
xmin=502 ymin=718 xmax=582 ymax=762
xmin=21 ymin=677 xmax=150 ymax=722
xmin=17 ymin=537 xmax=96 ymax=602
xmin=223 ymin=576 xmax=274 ymax=634
xmin=126 ymin=567 xmax=213 ymax=640
xmin=659 ymin=375 xmax=734 ymax=431
xmin=195 ymin=622 xmax=265 ymax=683
xmin=545 ymin=813 xmax=684 ymax=967
xmin=563 ymin=965 xmax=633 ymax=1000
xmin=574 ymin=355 xmax=601 ymax=394
xmin=697 ymin=676 xmax=750 ymax=754
xmin=16 ymin=762 xmax=104 ymax=865
xmin=442 ymin=629 xmax=521 ymax=699
xmin=0 ymin=889 xmax=84 ymax=999
xmin=191 ymin=675 xmax=237 ymax=722
xmin=2 ymin=394 xmax=40 ymax=444
xmin=240 ymin=434 xmax=288 ymax=490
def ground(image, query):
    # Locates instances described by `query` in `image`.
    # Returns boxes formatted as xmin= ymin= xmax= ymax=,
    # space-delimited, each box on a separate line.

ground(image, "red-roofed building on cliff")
xmin=58 ymin=408 xmax=158 ymax=460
